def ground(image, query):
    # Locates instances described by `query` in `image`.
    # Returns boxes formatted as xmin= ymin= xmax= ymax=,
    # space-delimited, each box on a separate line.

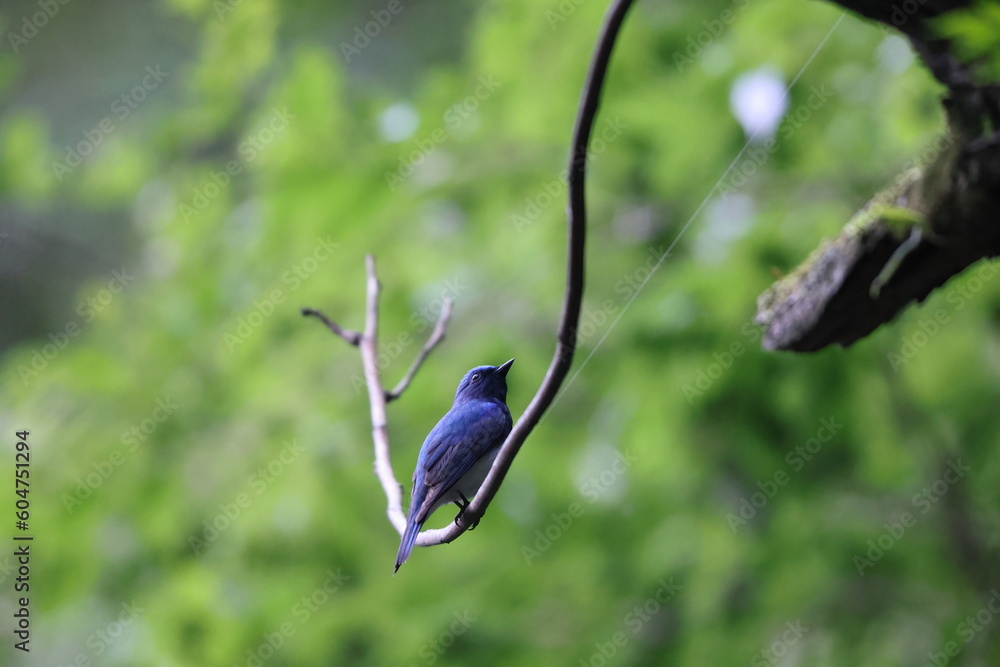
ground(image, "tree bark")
xmin=755 ymin=0 xmax=1000 ymax=352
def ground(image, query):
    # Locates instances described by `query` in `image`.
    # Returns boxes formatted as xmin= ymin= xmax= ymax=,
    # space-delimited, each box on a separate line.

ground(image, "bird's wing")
xmin=414 ymin=401 xmax=511 ymax=521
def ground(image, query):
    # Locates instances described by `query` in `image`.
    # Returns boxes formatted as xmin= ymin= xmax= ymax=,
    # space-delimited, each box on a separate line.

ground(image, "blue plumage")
xmin=395 ymin=359 xmax=514 ymax=572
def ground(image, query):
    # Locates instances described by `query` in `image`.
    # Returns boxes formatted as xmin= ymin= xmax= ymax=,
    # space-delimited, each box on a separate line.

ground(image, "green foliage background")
xmin=2 ymin=0 xmax=1000 ymax=665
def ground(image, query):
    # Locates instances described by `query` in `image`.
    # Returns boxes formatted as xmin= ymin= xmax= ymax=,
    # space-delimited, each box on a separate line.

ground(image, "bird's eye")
xmin=471 ymin=373 xmax=481 ymax=382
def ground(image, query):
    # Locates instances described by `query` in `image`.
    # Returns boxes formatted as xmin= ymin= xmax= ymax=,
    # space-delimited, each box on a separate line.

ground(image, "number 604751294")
xmin=15 ymin=431 xmax=29 ymax=530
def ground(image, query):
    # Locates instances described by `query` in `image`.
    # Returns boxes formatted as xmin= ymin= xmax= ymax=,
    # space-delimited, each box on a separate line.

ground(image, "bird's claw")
xmin=453 ymin=493 xmax=481 ymax=530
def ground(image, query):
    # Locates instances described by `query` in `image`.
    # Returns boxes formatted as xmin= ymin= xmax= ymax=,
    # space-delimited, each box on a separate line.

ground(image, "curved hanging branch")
xmin=418 ymin=0 xmax=638 ymax=547
xmin=304 ymin=0 xmax=637 ymax=551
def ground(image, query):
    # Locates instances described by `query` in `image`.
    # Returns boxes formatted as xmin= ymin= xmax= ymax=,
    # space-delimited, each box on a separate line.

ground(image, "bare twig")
xmin=305 ymin=259 xmax=456 ymax=533
xmin=386 ymin=299 xmax=453 ymax=402
xmin=300 ymin=308 xmax=362 ymax=346
xmin=306 ymin=0 xmax=636 ymax=552
xmin=355 ymin=255 xmax=407 ymax=533
xmin=304 ymin=256 xmax=406 ymax=533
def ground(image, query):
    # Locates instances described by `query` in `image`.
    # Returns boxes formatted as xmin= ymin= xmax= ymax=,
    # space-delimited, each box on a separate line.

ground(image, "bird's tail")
xmin=395 ymin=517 xmax=422 ymax=573
xmin=396 ymin=475 xmax=428 ymax=573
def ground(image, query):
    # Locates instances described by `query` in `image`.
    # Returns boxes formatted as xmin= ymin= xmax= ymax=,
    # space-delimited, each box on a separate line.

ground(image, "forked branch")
xmin=303 ymin=255 xmax=452 ymax=534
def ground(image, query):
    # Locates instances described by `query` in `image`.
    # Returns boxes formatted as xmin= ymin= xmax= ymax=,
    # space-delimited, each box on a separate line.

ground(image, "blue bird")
xmin=395 ymin=359 xmax=514 ymax=572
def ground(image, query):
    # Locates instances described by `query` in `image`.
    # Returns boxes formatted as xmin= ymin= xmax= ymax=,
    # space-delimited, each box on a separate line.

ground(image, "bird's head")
xmin=454 ymin=359 xmax=514 ymax=403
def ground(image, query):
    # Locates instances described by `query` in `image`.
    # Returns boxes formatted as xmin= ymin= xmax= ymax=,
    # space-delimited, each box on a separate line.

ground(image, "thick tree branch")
xmin=305 ymin=0 xmax=637 ymax=552
xmin=756 ymin=0 xmax=1000 ymax=352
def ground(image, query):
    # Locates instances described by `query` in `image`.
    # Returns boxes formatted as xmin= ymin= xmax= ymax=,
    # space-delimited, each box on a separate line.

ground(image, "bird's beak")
xmin=496 ymin=358 xmax=514 ymax=377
